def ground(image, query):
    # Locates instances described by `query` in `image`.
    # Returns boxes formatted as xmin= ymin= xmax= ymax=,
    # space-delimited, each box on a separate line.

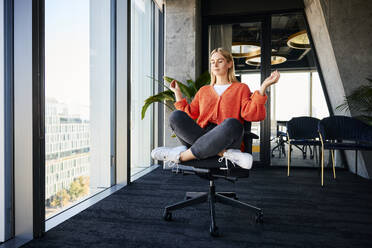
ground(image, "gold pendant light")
xmin=287 ymin=30 xmax=311 ymax=49
xmin=231 ymin=42 xmax=261 ymax=58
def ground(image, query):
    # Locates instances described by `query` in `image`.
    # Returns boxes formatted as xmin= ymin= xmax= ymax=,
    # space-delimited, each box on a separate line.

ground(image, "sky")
xmin=45 ymin=0 xmax=90 ymax=113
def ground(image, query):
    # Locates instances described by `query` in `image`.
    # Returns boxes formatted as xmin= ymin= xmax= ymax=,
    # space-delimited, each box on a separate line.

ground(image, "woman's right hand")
xmin=170 ymin=80 xmax=183 ymax=101
xmin=170 ymin=80 xmax=181 ymax=94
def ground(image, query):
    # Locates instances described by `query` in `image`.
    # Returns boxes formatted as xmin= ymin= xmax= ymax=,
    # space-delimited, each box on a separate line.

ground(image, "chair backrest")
xmin=287 ymin=116 xmax=320 ymax=140
xmin=318 ymin=116 xmax=372 ymax=143
xmin=243 ymin=121 xmax=258 ymax=153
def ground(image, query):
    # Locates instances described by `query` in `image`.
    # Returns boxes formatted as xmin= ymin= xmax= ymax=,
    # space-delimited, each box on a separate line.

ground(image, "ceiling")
xmin=231 ymin=13 xmax=317 ymax=73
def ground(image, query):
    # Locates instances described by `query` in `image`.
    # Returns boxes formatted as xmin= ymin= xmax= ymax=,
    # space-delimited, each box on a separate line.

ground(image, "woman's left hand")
xmin=259 ymin=70 xmax=280 ymax=95
xmin=263 ymin=70 xmax=280 ymax=87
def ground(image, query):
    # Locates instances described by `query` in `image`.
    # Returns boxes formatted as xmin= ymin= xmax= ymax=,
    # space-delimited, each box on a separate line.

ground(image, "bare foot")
xmin=179 ymin=149 xmax=197 ymax=162
xmin=217 ymin=149 xmax=227 ymax=157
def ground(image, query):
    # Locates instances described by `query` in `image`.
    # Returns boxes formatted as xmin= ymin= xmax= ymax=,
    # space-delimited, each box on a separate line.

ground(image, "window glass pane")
xmin=242 ymin=73 xmax=261 ymax=161
xmin=272 ymin=72 xmax=310 ymax=121
xmin=209 ymin=21 xmax=264 ymax=162
xmin=130 ymin=0 xmax=154 ymax=176
xmin=312 ymin=72 xmax=329 ymax=119
xmin=45 ymin=0 xmax=112 ymax=218
xmin=270 ymin=13 xmax=329 ymax=166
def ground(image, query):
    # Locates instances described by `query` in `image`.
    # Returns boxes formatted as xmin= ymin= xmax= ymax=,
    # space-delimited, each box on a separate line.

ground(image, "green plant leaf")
xmin=141 ymin=72 xmax=211 ymax=122
xmin=141 ymin=91 xmax=176 ymax=119
xmin=177 ymin=83 xmax=194 ymax=100
xmin=336 ymin=78 xmax=372 ymax=121
xmin=146 ymin=75 xmax=171 ymax=91
xmin=159 ymin=90 xmax=176 ymax=101
xmin=354 ymin=115 xmax=372 ymax=126
xmin=194 ymin=70 xmax=211 ymax=90
xmin=187 ymin=79 xmax=197 ymax=96
xmin=163 ymin=76 xmax=177 ymax=84
xmin=163 ymin=76 xmax=194 ymax=100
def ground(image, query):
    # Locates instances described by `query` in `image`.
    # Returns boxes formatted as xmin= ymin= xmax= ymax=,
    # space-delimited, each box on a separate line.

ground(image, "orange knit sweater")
xmin=174 ymin=82 xmax=268 ymax=128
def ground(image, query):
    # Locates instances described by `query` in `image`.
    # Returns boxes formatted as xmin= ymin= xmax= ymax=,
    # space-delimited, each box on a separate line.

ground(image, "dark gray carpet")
xmin=23 ymin=167 xmax=372 ymax=248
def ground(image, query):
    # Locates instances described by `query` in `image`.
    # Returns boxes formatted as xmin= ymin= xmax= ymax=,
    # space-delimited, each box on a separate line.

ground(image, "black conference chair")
xmin=286 ymin=117 xmax=321 ymax=176
xmin=163 ymin=121 xmax=262 ymax=237
xmin=318 ymin=116 xmax=372 ymax=186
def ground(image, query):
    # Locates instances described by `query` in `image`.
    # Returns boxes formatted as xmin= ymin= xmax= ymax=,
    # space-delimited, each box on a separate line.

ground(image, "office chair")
xmin=162 ymin=121 xmax=263 ymax=237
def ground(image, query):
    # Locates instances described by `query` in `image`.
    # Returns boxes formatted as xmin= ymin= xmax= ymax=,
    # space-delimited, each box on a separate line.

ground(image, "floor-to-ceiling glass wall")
xmin=206 ymin=12 xmax=330 ymax=167
xmin=45 ymin=0 xmax=113 ymax=218
xmin=130 ymin=0 xmax=154 ymax=176
xmin=269 ymin=12 xmax=329 ymax=166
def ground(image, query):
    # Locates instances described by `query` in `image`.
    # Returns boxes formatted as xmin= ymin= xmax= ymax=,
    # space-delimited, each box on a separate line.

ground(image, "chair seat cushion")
xmin=180 ymin=156 xmax=234 ymax=169
xmin=179 ymin=156 xmax=250 ymax=178
xmin=323 ymin=142 xmax=372 ymax=150
xmin=290 ymin=140 xmax=321 ymax=146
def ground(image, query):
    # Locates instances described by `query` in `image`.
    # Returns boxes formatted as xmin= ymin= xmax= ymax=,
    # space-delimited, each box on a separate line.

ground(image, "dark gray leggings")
xmin=169 ymin=110 xmax=243 ymax=159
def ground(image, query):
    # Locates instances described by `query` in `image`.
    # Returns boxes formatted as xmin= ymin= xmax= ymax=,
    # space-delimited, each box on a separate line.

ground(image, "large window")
xmin=45 ymin=0 xmax=114 ymax=218
xmin=130 ymin=0 xmax=154 ymax=176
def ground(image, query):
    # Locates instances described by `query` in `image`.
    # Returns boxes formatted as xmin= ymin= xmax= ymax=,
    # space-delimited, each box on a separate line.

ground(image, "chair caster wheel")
xmin=255 ymin=212 xmax=263 ymax=223
xmin=163 ymin=211 xmax=172 ymax=221
xmin=210 ymin=226 xmax=219 ymax=237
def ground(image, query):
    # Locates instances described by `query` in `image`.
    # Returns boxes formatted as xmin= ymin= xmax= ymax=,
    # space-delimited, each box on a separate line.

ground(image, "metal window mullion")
xmin=110 ymin=0 xmax=117 ymax=186
xmin=32 ymin=0 xmax=45 ymax=238
xmin=4 ymin=0 xmax=15 ymax=241
xmin=126 ymin=0 xmax=131 ymax=183
xmin=260 ymin=15 xmax=271 ymax=166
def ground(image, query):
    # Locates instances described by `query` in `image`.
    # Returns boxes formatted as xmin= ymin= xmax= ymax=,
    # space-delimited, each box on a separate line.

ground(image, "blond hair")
xmin=209 ymin=47 xmax=237 ymax=86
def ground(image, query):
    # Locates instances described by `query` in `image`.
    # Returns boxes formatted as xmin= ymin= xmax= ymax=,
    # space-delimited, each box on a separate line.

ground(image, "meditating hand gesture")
xmin=170 ymin=80 xmax=183 ymax=102
xmin=259 ymin=70 xmax=280 ymax=96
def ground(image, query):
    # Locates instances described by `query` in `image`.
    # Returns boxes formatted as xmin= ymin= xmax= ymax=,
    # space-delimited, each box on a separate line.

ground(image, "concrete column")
xmin=304 ymin=0 xmax=372 ymax=178
xmin=164 ymin=0 xmax=202 ymax=147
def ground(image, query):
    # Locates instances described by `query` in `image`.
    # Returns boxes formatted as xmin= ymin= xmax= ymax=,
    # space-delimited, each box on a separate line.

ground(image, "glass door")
xmin=208 ymin=20 xmax=271 ymax=165
xmin=269 ymin=12 xmax=329 ymax=167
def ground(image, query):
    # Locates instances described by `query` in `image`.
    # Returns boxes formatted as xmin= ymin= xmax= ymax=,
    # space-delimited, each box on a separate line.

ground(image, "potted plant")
xmin=141 ymin=71 xmax=211 ymax=119
xmin=336 ymin=78 xmax=372 ymax=125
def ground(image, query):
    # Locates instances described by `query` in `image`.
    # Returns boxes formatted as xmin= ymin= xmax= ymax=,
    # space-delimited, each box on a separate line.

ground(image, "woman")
xmin=151 ymin=47 xmax=280 ymax=169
